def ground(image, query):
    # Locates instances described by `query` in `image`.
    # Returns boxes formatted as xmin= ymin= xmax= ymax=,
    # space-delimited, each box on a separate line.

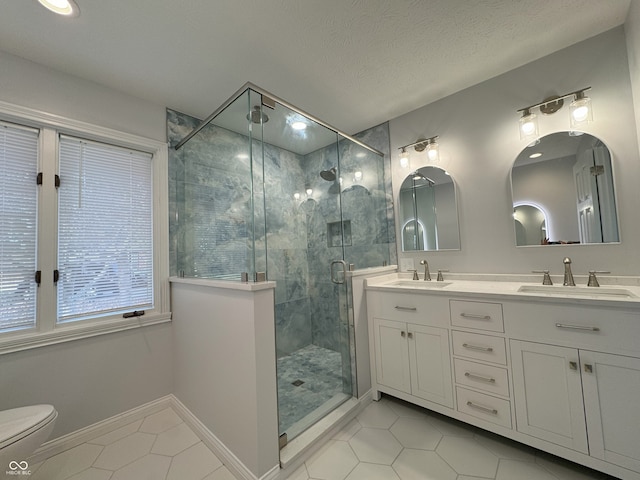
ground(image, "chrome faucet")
xmin=587 ymin=270 xmax=610 ymax=287
xmin=563 ymin=257 xmax=575 ymax=286
xmin=420 ymin=260 xmax=431 ymax=281
xmin=410 ymin=269 xmax=419 ymax=281
xmin=532 ymin=270 xmax=553 ymax=285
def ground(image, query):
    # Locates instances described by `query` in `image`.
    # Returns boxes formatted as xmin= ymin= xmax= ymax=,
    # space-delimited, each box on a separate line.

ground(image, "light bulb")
xmin=569 ymin=93 xmax=593 ymax=128
xmin=292 ymin=121 xmax=307 ymax=131
xmin=426 ymin=142 xmax=439 ymax=162
xmin=293 ymin=192 xmax=300 ymax=200
xmin=354 ymin=171 xmax=363 ymax=182
xmin=306 ymin=188 xmax=313 ymax=196
xmin=399 ymin=148 xmax=410 ymax=168
xmin=519 ymin=110 xmax=538 ymax=141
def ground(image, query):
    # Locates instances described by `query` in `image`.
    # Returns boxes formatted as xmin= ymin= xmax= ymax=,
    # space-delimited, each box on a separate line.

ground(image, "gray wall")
xmin=0 ymin=52 xmax=173 ymax=439
xmin=391 ymin=27 xmax=640 ymax=275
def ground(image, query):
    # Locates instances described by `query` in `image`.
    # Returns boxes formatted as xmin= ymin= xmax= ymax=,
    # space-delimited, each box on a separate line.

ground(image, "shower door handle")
xmin=331 ymin=260 xmax=347 ymax=284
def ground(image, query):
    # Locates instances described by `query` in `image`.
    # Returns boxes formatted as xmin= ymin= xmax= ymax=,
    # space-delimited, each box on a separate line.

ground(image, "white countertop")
xmin=365 ymin=272 xmax=640 ymax=308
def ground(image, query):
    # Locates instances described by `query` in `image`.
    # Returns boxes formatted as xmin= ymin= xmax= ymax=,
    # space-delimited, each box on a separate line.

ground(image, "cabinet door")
xmin=373 ymin=318 xmax=411 ymax=393
xmin=408 ymin=324 xmax=453 ymax=407
xmin=581 ymin=351 xmax=640 ymax=472
xmin=510 ymin=340 xmax=588 ymax=453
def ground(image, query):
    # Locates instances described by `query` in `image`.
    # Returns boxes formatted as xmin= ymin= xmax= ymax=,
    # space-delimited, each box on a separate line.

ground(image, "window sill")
xmin=0 ymin=312 xmax=172 ymax=355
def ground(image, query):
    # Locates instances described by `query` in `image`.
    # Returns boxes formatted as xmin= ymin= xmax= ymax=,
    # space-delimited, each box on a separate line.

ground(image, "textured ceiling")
xmin=0 ymin=0 xmax=631 ymax=135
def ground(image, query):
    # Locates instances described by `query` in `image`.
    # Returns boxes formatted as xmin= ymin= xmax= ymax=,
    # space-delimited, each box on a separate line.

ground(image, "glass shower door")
xmin=258 ymin=97 xmax=355 ymax=444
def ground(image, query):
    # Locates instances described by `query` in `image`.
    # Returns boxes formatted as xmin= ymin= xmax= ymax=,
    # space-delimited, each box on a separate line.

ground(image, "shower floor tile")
xmin=277 ymin=344 xmax=347 ymax=435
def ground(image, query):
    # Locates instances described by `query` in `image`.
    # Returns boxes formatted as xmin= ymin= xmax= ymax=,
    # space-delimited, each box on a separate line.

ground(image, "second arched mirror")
xmin=511 ymin=132 xmax=619 ymax=246
xmin=399 ymin=166 xmax=461 ymax=251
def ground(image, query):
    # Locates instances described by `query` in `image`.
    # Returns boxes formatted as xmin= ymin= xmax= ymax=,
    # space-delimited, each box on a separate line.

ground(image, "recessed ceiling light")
xmin=291 ymin=121 xmax=307 ymax=131
xmin=37 ymin=0 xmax=80 ymax=17
xmin=529 ymin=152 xmax=543 ymax=159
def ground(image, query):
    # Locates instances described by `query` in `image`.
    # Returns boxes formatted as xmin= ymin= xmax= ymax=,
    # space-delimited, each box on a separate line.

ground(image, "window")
xmin=0 ymin=122 xmax=39 ymax=332
xmin=0 ymin=103 xmax=169 ymax=354
xmin=57 ymin=136 xmax=154 ymax=323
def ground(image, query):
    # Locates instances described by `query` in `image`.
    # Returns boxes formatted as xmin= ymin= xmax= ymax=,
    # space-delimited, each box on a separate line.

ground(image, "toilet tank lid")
xmin=0 ymin=405 xmax=56 ymax=443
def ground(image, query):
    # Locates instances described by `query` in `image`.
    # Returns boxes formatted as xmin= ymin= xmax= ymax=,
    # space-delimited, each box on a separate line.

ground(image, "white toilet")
xmin=0 ymin=405 xmax=57 ymax=471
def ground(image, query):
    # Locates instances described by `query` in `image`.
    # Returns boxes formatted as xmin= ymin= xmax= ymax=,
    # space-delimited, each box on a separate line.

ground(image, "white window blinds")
xmin=57 ymin=136 xmax=154 ymax=322
xmin=0 ymin=122 xmax=39 ymax=332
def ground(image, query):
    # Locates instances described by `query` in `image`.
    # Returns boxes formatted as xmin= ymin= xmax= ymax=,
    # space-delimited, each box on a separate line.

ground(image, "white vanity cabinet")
xmin=507 ymin=301 xmax=640 ymax=478
xmin=369 ymin=292 xmax=453 ymax=408
xmin=366 ymin=280 xmax=640 ymax=480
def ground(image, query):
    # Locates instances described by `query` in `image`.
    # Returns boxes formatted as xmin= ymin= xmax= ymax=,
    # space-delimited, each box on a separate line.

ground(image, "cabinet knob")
xmin=584 ymin=363 xmax=593 ymax=374
xmin=569 ymin=361 xmax=578 ymax=371
xmin=400 ymin=331 xmax=406 ymax=338
xmin=408 ymin=332 xmax=413 ymax=339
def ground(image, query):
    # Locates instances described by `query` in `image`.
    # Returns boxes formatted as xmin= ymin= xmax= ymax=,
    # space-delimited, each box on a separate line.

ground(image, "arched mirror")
xmin=399 ymin=166 xmax=461 ymax=251
xmin=511 ymin=132 xmax=619 ymax=246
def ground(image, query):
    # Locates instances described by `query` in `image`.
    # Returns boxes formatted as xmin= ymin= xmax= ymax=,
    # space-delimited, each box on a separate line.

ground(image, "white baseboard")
xmin=29 ymin=395 xmax=174 ymax=464
xmin=168 ymin=395 xmax=279 ymax=480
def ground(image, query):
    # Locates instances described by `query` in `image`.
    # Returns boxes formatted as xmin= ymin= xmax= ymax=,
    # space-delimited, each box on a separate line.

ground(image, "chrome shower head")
xmin=247 ymin=106 xmax=269 ymax=124
xmin=320 ymin=167 xmax=337 ymax=181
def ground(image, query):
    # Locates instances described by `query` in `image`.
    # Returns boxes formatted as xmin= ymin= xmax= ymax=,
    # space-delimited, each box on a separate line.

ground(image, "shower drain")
xmin=291 ymin=379 xmax=305 ymax=387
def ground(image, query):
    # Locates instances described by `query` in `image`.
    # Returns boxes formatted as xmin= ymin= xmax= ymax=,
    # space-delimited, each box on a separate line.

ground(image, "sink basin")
xmin=518 ymin=285 xmax=637 ymax=299
xmin=387 ymin=280 xmax=451 ymax=289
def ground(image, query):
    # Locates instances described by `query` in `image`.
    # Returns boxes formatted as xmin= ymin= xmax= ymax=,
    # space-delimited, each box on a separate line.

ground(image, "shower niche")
xmin=168 ymin=83 xmax=394 ymax=445
xmin=327 ymin=220 xmax=352 ymax=247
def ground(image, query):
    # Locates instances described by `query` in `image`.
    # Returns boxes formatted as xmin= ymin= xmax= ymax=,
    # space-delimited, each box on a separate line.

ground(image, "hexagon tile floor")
xmin=22 ymin=395 xmax=620 ymax=480
xmin=23 ymin=407 xmax=236 ymax=480
xmin=289 ymin=395 xmax=620 ymax=480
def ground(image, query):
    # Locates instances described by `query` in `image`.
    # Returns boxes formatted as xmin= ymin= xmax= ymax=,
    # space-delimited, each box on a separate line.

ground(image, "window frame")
xmin=0 ymin=100 xmax=170 ymax=355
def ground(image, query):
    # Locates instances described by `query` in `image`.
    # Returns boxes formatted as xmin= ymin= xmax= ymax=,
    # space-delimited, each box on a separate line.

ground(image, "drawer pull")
xmin=460 ymin=313 xmax=491 ymax=320
xmin=466 ymin=401 xmax=498 ymax=415
xmin=464 ymin=372 xmax=496 ymax=383
xmin=395 ymin=306 xmax=417 ymax=312
xmin=462 ymin=343 xmax=494 ymax=352
xmin=555 ymin=323 xmax=600 ymax=332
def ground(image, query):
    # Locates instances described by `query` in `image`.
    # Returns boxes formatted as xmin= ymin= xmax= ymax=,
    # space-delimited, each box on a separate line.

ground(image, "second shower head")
xmin=320 ymin=167 xmax=337 ymax=181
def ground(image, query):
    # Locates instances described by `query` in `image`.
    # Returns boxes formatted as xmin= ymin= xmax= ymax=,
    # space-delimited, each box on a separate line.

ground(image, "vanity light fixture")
xmin=306 ymin=188 xmax=313 ymax=196
xmin=517 ymin=87 xmax=592 ymax=140
xmin=353 ymin=171 xmax=363 ymax=182
xmin=37 ymin=0 xmax=80 ymax=16
xmin=529 ymin=152 xmax=543 ymax=159
xmin=398 ymin=135 xmax=440 ymax=165
xmin=291 ymin=121 xmax=307 ymax=131
xmin=293 ymin=192 xmax=301 ymax=200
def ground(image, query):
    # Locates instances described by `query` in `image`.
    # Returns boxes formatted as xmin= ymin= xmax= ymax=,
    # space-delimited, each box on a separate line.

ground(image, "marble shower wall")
xmin=167 ymin=109 xmax=395 ymax=358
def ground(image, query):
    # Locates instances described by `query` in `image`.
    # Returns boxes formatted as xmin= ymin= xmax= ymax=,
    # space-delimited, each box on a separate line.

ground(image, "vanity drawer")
xmin=454 ymin=358 xmax=509 ymax=397
xmin=369 ymin=292 xmax=449 ymax=327
xmin=452 ymin=331 xmax=507 ymax=365
xmin=504 ymin=302 xmax=640 ymax=355
xmin=456 ymin=387 xmax=512 ymax=429
xmin=450 ymin=300 xmax=504 ymax=332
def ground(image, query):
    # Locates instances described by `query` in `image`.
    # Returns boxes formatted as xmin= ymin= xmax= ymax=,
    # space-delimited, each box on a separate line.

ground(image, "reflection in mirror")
xmin=514 ymin=203 xmax=547 ymax=246
xmin=399 ymin=166 xmax=461 ymax=251
xmin=511 ymin=132 xmax=619 ymax=246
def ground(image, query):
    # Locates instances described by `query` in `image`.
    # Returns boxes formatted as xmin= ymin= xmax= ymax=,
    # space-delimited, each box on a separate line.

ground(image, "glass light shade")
xmin=38 ymin=0 xmax=79 ymax=16
xmin=570 ymin=95 xmax=593 ymax=128
xmin=519 ymin=111 xmax=539 ymax=140
xmin=293 ymin=192 xmax=300 ymax=200
xmin=354 ymin=171 xmax=363 ymax=182
xmin=306 ymin=188 xmax=313 ymax=196
xmin=426 ymin=142 xmax=439 ymax=162
xmin=399 ymin=148 xmax=410 ymax=168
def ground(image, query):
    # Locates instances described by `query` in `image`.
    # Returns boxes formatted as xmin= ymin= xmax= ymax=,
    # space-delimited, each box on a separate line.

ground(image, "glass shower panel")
xmin=338 ymin=136 xmax=391 ymax=269
xmin=175 ymin=89 xmax=258 ymax=280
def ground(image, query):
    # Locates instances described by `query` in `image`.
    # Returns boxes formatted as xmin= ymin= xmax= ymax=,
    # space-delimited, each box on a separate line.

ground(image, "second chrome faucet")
xmin=420 ymin=259 xmax=431 ymax=281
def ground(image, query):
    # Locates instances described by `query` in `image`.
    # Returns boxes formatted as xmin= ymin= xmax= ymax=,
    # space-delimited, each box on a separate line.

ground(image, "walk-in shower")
xmin=168 ymin=83 xmax=393 ymax=445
